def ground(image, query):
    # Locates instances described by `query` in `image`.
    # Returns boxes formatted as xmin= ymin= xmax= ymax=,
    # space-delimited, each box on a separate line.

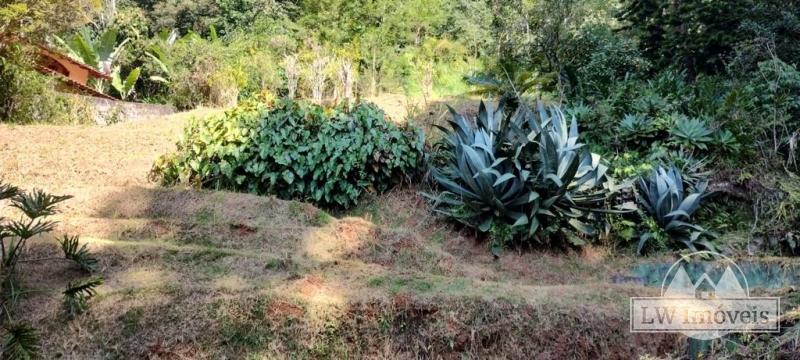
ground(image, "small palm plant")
xmin=636 ymin=166 xmax=715 ymax=253
xmin=465 ymin=65 xmax=552 ymax=110
xmin=0 ymin=180 xmax=102 ymax=358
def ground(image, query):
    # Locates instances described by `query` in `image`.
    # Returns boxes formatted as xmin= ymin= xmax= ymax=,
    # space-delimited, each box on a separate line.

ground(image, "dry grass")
xmin=0 ymin=101 xmax=690 ymax=359
xmin=0 ymin=108 xmax=222 ymax=190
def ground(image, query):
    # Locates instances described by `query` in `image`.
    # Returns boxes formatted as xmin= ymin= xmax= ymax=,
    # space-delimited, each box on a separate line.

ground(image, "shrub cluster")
xmin=151 ymin=99 xmax=425 ymax=208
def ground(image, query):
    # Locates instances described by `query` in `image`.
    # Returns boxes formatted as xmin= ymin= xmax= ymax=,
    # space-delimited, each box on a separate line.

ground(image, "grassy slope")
xmin=0 ymin=106 xmax=738 ymax=359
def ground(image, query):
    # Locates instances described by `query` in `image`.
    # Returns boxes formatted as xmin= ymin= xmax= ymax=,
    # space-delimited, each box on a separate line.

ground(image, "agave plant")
xmin=525 ymin=104 xmax=623 ymax=243
xmin=426 ymin=99 xmax=624 ymax=252
xmin=636 ymin=166 xmax=715 ymax=253
xmin=713 ymin=129 xmax=740 ymax=153
xmin=618 ymin=114 xmax=660 ymax=141
xmin=427 ymin=101 xmax=537 ymax=233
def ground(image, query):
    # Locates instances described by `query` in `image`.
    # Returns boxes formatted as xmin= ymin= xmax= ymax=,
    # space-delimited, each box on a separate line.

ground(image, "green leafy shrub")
xmin=150 ymin=102 xmax=260 ymax=189
xmin=151 ymin=99 xmax=425 ymax=208
xmin=425 ymin=100 xmax=626 ymax=253
xmin=564 ymin=23 xmax=650 ymax=100
xmin=636 ymin=166 xmax=715 ymax=254
xmin=749 ymin=59 xmax=800 ymax=165
xmin=748 ymin=173 xmax=800 ymax=256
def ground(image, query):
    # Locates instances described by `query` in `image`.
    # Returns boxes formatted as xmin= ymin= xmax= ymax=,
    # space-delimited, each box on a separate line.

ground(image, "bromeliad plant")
xmin=425 ymin=99 xmax=625 ymax=253
xmin=669 ymin=115 xmax=714 ymax=151
xmin=636 ymin=166 xmax=716 ymax=253
xmin=0 ymin=181 xmax=102 ymax=358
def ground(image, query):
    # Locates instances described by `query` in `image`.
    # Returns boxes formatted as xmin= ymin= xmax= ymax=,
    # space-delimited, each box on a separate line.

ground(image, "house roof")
xmin=36 ymin=65 xmax=116 ymax=100
xmin=36 ymin=46 xmax=112 ymax=80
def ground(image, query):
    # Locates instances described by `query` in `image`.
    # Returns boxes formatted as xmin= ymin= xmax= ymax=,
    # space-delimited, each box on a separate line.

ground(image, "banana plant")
xmin=145 ymin=28 xmax=179 ymax=84
xmin=111 ymin=67 xmax=140 ymax=100
xmin=54 ymin=27 xmax=130 ymax=75
xmin=636 ymin=165 xmax=715 ymax=253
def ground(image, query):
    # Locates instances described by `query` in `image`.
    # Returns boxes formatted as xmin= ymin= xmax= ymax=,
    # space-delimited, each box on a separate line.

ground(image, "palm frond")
xmin=2 ymin=323 xmax=40 ymax=360
xmin=58 ymin=235 xmax=98 ymax=272
xmin=63 ymin=277 xmax=103 ymax=317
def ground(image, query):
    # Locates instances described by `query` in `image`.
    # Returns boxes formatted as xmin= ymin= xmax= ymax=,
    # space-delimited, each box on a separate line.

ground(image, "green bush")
xmin=564 ymin=24 xmax=650 ymax=100
xmin=151 ymin=99 xmax=425 ymax=208
xmin=424 ymin=99 xmax=627 ymax=253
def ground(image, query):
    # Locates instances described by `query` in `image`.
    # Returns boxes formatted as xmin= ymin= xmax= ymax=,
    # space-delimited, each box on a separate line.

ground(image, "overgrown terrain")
xmin=0 ymin=111 xmax=683 ymax=358
xmin=0 ymin=103 xmax=798 ymax=358
xmin=3 ymin=0 xmax=800 ymax=358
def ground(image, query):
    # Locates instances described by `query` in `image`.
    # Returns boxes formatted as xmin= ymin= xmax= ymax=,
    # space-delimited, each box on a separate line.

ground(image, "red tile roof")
xmin=36 ymin=66 xmax=116 ymax=100
xmin=36 ymin=46 xmax=112 ymax=81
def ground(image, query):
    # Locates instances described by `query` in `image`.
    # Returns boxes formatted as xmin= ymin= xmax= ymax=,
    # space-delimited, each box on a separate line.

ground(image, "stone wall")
xmin=66 ymin=94 xmax=175 ymax=125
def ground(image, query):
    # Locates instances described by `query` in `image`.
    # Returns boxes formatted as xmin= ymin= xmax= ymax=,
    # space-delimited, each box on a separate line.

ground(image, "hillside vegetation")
xmin=2 ymin=0 xmax=800 ymax=358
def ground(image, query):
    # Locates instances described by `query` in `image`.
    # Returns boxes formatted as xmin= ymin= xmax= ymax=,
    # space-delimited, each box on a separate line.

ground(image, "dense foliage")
xmin=152 ymin=99 xmax=424 ymax=208
xmin=619 ymin=0 xmax=800 ymax=77
xmin=2 ymin=0 xmax=799 ymax=258
xmin=425 ymin=100 xmax=624 ymax=252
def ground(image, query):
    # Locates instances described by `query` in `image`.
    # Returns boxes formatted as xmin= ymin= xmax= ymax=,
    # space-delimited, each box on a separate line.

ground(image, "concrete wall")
xmin=66 ymin=94 xmax=176 ymax=125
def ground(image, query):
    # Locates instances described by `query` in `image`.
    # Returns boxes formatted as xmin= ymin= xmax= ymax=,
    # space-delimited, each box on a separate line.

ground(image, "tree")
xmin=0 ymin=0 xmax=97 ymax=43
xmin=446 ymin=0 xmax=493 ymax=58
xmin=618 ymin=0 xmax=751 ymax=77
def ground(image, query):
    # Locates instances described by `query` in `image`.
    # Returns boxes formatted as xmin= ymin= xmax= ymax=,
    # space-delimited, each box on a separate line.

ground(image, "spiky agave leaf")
xmin=427 ymin=133 xmax=536 ymax=232
xmin=425 ymin=100 xmax=538 ymax=233
xmin=522 ymin=103 xmax=623 ymax=242
xmin=637 ymin=166 xmax=715 ymax=253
